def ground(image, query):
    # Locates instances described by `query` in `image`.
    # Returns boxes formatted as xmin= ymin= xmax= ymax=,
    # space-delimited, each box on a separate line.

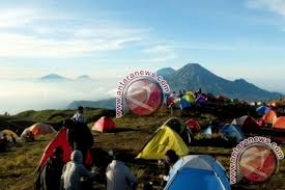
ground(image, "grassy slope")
xmin=0 ymin=107 xmax=284 ymax=190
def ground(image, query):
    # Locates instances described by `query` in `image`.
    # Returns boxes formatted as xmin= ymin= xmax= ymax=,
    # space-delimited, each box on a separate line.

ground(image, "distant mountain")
xmin=167 ymin=63 xmax=282 ymax=102
xmin=156 ymin=67 xmax=176 ymax=80
xmin=67 ymin=63 xmax=283 ymax=109
xmin=77 ymin=75 xmax=92 ymax=80
xmin=40 ymin=74 xmax=69 ymax=81
xmin=68 ymin=98 xmax=116 ymax=110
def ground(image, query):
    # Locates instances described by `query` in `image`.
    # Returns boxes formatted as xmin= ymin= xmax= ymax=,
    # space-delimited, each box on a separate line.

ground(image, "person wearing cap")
xmin=34 ymin=146 xmax=65 ymax=190
xmin=71 ymin=106 xmax=85 ymax=123
xmin=61 ymin=150 xmax=95 ymax=190
xmin=106 ymin=151 xmax=138 ymax=190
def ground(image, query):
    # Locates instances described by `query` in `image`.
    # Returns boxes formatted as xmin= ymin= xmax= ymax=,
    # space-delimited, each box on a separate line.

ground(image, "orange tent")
xmin=37 ymin=127 xmax=93 ymax=170
xmin=261 ymin=110 xmax=277 ymax=125
xmin=185 ymin=119 xmax=201 ymax=133
xmin=273 ymin=117 xmax=285 ymax=129
xmin=21 ymin=123 xmax=56 ymax=137
xmin=92 ymin=116 xmax=116 ymax=132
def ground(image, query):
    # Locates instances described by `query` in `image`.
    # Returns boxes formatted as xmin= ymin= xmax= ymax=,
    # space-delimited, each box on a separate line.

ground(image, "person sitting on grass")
xmin=24 ymin=131 xmax=35 ymax=142
xmin=61 ymin=150 xmax=95 ymax=190
xmin=106 ymin=151 xmax=138 ymax=190
xmin=34 ymin=146 xmax=65 ymax=190
xmin=158 ymin=150 xmax=179 ymax=187
xmin=0 ymin=133 xmax=8 ymax=152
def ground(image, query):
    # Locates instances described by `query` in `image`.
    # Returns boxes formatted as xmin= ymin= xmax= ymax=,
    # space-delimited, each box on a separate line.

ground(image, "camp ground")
xmin=1 ymin=96 xmax=285 ymax=190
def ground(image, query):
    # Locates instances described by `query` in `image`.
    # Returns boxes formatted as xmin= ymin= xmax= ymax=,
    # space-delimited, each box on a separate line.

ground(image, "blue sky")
xmin=1 ymin=0 xmax=285 ymax=91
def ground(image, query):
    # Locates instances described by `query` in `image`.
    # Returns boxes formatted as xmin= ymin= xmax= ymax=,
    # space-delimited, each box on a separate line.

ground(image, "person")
xmin=158 ymin=150 xmax=179 ymax=187
xmin=34 ymin=146 xmax=64 ymax=190
xmin=0 ymin=133 xmax=8 ymax=152
xmin=61 ymin=150 xmax=95 ymax=190
xmin=24 ymin=131 xmax=35 ymax=142
xmin=106 ymin=151 xmax=138 ymax=190
xmin=71 ymin=106 xmax=85 ymax=123
xmin=64 ymin=119 xmax=94 ymax=167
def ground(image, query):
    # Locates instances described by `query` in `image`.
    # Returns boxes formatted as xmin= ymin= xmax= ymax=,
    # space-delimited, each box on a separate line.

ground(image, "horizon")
xmin=1 ymin=62 xmax=284 ymax=115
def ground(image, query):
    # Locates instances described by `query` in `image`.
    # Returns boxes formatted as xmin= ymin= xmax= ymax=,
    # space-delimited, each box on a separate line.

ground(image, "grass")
xmin=0 ymin=107 xmax=285 ymax=190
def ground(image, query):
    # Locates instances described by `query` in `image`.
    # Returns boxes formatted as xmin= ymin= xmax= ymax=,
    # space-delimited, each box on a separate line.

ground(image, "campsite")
xmin=0 ymin=96 xmax=285 ymax=190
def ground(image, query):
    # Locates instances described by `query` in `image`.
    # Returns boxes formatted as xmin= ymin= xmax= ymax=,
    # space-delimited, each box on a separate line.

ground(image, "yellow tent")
xmin=1 ymin=129 xmax=18 ymax=139
xmin=184 ymin=91 xmax=195 ymax=103
xmin=136 ymin=126 xmax=189 ymax=160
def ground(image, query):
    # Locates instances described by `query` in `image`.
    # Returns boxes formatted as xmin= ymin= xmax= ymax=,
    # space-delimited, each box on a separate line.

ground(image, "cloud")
xmin=0 ymin=8 xmax=38 ymax=29
xmin=0 ymin=79 xmax=117 ymax=114
xmin=0 ymin=32 xmax=141 ymax=57
xmin=0 ymin=7 xmax=147 ymax=57
xmin=245 ymin=0 xmax=285 ymax=17
xmin=143 ymin=45 xmax=177 ymax=62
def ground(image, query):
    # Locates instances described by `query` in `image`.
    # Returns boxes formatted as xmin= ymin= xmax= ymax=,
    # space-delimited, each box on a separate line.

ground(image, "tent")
xmin=179 ymin=91 xmax=195 ymax=109
xmin=136 ymin=126 xmax=189 ymax=160
xmin=21 ymin=123 xmax=56 ymax=137
xmin=37 ymin=127 xmax=72 ymax=168
xmin=162 ymin=117 xmax=189 ymax=144
xmin=256 ymin=106 xmax=270 ymax=115
xmin=195 ymin=94 xmax=207 ymax=104
xmin=37 ymin=127 xmax=93 ymax=170
xmin=273 ymin=116 xmax=285 ymax=129
xmin=261 ymin=110 xmax=277 ymax=125
xmin=220 ymin=124 xmax=245 ymax=144
xmin=185 ymin=119 xmax=201 ymax=133
xmin=1 ymin=129 xmax=18 ymax=140
xmin=202 ymin=126 xmax=212 ymax=136
xmin=231 ymin=115 xmax=260 ymax=134
xmin=92 ymin=116 xmax=116 ymax=132
xmin=164 ymin=155 xmax=230 ymax=190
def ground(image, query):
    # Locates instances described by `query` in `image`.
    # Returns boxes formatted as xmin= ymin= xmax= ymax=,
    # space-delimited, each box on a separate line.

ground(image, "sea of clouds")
xmin=0 ymin=78 xmax=118 ymax=115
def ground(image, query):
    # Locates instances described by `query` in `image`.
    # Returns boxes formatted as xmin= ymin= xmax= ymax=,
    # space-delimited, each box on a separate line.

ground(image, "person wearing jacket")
xmin=61 ymin=150 xmax=95 ymax=190
xmin=106 ymin=152 xmax=138 ymax=190
xmin=64 ymin=119 xmax=94 ymax=167
xmin=34 ymin=146 xmax=64 ymax=190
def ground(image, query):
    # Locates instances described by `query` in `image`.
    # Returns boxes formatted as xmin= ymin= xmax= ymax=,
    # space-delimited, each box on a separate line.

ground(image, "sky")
xmin=1 ymin=0 xmax=285 ymax=113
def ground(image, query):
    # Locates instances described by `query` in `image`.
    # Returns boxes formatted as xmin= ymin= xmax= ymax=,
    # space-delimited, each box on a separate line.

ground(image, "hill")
xmin=156 ymin=67 xmax=176 ymax=81
xmin=76 ymin=75 xmax=92 ymax=80
xmin=167 ymin=63 xmax=282 ymax=102
xmin=40 ymin=73 xmax=69 ymax=81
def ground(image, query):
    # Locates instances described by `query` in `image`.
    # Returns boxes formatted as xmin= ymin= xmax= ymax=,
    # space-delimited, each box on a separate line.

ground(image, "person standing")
xmin=64 ymin=119 xmax=94 ymax=167
xmin=106 ymin=152 xmax=138 ymax=190
xmin=71 ymin=106 xmax=85 ymax=123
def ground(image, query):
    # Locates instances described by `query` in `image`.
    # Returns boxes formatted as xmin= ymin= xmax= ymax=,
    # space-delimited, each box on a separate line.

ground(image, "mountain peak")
xmin=77 ymin=75 xmax=92 ymax=80
xmin=184 ymin=63 xmax=202 ymax=67
xmin=168 ymin=63 xmax=282 ymax=101
xmin=40 ymin=73 xmax=67 ymax=80
xmin=156 ymin=67 xmax=176 ymax=80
